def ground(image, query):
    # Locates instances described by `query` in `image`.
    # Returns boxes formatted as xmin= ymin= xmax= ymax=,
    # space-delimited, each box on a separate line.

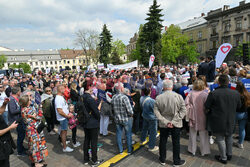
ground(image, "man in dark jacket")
xmin=8 ymin=86 xmax=26 ymax=156
xmin=207 ymin=56 xmax=216 ymax=82
xmin=197 ymin=56 xmax=208 ymax=78
xmin=82 ymin=81 xmax=102 ymax=166
xmin=205 ymin=75 xmax=241 ymax=164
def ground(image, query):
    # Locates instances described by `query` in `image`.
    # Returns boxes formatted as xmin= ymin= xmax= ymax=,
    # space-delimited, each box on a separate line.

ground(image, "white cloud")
xmin=0 ymin=0 xmax=248 ymax=49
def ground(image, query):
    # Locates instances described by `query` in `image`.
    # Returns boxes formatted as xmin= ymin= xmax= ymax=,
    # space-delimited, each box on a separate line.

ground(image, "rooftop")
xmin=177 ymin=16 xmax=207 ymax=30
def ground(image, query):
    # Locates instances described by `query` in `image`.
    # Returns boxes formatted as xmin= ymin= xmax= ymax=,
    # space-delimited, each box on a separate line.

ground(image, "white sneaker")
xmin=73 ymin=142 xmax=81 ymax=148
xmin=149 ymin=146 xmax=159 ymax=152
xmin=66 ymin=140 xmax=70 ymax=145
xmin=233 ymin=142 xmax=244 ymax=149
xmin=209 ymin=136 xmax=214 ymax=144
xmin=49 ymin=131 xmax=56 ymax=135
xmin=63 ymin=146 xmax=74 ymax=152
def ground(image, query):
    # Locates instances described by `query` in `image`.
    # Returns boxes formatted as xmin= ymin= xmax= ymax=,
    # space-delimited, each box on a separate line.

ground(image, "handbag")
xmin=37 ymin=119 xmax=47 ymax=134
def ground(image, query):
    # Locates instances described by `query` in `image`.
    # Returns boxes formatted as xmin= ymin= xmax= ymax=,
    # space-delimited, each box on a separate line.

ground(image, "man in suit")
xmin=197 ymin=56 xmax=208 ymax=78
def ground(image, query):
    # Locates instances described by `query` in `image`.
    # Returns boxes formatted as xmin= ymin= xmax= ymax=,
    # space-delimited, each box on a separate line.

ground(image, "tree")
xmin=0 ymin=54 xmax=7 ymax=69
xmin=74 ymin=29 xmax=99 ymax=67
xmin=99 ymin=24 xmax=112 ymax=67
xmin=9 ymin=63 xmax=31 ymax=73
xmin=161 ymin=25 xmax=199 ymax=64
xmin=140 ymin=0 xmax=163 ymax=66
xmin=111 ymin=39 xmax=126 ymax=58
xmin=111 ymin=48 xmax=123 ymax=65
xmin=235 ymin=42 xmax=250 ymax=61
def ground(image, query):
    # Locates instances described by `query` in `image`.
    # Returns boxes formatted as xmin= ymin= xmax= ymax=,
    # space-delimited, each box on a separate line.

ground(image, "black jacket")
xmin=70 ymin=89 xmax=79 ymax=102
xmin=82 ymin=93 xmax=100 ymax=129
xmin=205 ymin=86 xmax=242 ymax=135
xmin=197 ymin=62 xmax=209 ymax=77
xmin=0 ymin=115 xmax=16 ymax=160
xmin=207 ymin=60 xmax=215 ymax=82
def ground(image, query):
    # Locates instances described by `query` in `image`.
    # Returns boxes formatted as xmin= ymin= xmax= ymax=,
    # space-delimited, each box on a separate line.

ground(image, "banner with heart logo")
xmin=215 ymin=43 xmax=232 ymax=68
xmin=149 ymin=55 xmax=155 ymax=68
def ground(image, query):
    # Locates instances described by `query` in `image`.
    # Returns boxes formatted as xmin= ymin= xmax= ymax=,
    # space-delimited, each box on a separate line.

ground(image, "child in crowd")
xmin=68 ymin=104 xmax=81 ymax=147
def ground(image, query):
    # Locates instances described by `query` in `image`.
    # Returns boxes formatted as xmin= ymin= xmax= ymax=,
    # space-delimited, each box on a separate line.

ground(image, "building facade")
xmin=178 ymin=15 xmax=208 ymax=57
xmin=126 ymin=33 xmax=138 ymax=56
xmin=0 ymin=50 xmax=61 ymax=71
xmin=205 ymin=1 xmax=250 ymax=60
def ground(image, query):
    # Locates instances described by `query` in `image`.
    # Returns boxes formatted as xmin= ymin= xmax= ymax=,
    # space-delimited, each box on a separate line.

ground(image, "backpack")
xmin=75 ymin=97 xmax=90 ymax=125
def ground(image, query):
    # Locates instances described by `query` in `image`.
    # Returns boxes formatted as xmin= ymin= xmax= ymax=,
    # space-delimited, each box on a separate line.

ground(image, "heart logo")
xmin=221 ymin=46 xmax=231 ymax=54
xmin=150 ymin=56 xmax=155 ymax=62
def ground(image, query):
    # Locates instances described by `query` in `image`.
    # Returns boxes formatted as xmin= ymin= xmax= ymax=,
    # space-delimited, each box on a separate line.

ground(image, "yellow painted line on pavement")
xmin=99 ymin=132 xmax=160 ymax=167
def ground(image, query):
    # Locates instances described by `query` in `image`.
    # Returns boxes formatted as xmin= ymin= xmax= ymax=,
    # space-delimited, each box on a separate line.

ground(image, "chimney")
xmin=201 ymin=13 xmax=205 ymax=17
xmin=223 ymin=5 xmax=230 ymax=11
xmin=239 ymin=0 xmax=245 ymax=6
xmin=165 ymin=26 xmax=168 ymax=31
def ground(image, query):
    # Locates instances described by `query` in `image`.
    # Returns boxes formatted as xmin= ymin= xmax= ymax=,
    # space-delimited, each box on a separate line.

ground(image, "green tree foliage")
xmin=235 ymin=42 xmax=250 ymax=61
xmin=111 ymin=48 xmax=123 ymax=65
xmin=111 ymin=39 xmax=126 ymax=58
xmin=142 ymin=0 xmax=163 ymax=66
xmin=161 ymin=25 xmax=199 ymax=64
xmin=99 ymin=24 xmax=112 ymax=67
xmin=9 ymin=63 xmax=31 ymax=73
xmin=0 ymin=54 xmax=7 ymax=69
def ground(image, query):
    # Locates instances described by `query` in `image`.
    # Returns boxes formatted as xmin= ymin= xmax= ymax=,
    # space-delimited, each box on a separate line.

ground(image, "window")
xmin=224 ymin=22 xmax=230 ymax=32
xmin=55 ymin=61 xmax=57 ymax=65
xmin=64 ymin=60 xmax=66 ymax=64
xmin=50 ymin=61 xmax=53 ymax=65
xmin=79 ymin=59 xmax=81 ymax=63
xmin=190 ymin=33 xmax=193 ymax=40
xmin=83 ymin=60 xmax=86 ymax=64
xmin=36 ymin=62 xmax=38 ymax=66
xmin=212 ymin=27 xmax=216 ymax=35
xmin=236 ymin=20 xmax=242 ymax=30
xmin=41 ymin=62 xmax=43 ymax=65
xmin=67 ymin=61 xmax=70 ymax=64
xmin=212 ymin=41 xmax=217 ymax=49
xmin=73 ymin=60 xmax=75 ymax=64
xmin=248 ymin=34 xmax=250 ymax=42
xmin=197 ymin=44 xmax=202 ymax=53
xmin=234 ymin=35 xmax=243 ymax=47
xmin=198 ymin=31 xmax=202 ymax=39
xmin=46 ymin=62 xmax=48 ymax=65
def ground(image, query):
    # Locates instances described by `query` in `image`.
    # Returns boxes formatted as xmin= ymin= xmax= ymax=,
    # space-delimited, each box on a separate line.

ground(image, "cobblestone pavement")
xmin=10 ymin=123 xmax=250 ymax=167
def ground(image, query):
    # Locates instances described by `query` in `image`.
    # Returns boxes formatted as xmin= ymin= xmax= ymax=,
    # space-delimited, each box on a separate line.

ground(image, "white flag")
xmin=149 ymin=55 xmax=155 ymax=68
xmin=215 ymin=43 xmax=232 ymax=68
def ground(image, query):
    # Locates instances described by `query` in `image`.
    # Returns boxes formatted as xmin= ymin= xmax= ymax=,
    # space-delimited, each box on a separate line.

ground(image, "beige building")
xmin=205 ymin=1 xmax=250 ymax=59
xmin=178 ymin=15 xmax=208 ymax=57
xmin=126 ymin=33 xmax=138 ymax=56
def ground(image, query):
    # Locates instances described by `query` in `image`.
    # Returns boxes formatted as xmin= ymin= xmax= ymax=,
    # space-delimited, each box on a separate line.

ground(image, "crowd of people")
xmin=0 ymin=57 xmax=249 ymax=167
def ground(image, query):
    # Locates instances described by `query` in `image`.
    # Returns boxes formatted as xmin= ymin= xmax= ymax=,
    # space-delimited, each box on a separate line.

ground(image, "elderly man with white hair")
xmin=154 ymin=80 xmax=187 ymax=166
xmin=111 ymin=82 xmax=134 ymax=155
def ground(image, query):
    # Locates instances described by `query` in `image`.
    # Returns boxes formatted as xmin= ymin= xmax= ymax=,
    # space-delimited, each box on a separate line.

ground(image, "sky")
xmin=0 ymin=0 xmax=248 ymax=50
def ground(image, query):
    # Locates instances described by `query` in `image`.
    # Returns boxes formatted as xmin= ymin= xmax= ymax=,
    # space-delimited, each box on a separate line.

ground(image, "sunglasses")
xmin=46 ymin=90 xmax=52 ymax=92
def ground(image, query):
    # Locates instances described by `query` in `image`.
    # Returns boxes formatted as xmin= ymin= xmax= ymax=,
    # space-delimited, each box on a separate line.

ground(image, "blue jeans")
xmin=16 ymin=120 xmax=26 ymax=154
xmin=116 ymin=117 xmax=133 ymax=153
xmin=140 ymin=118 xmax=157 ymax=149
xmin=59 ymin=119 xmax=68 ymax=130
xmin=236 ymin=112 xmax=248 ymax=144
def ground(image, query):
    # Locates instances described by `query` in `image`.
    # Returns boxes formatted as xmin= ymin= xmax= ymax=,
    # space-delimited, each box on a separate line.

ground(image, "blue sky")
xmin=0 ymin=0 xmax=247 ymax=50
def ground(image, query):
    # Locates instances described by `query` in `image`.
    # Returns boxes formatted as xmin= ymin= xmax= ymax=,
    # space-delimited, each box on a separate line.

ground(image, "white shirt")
xmin=0 ymin=91 xmax=8 ymax=111
xmin=55 ymin=95 xmax=69 ymax=121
